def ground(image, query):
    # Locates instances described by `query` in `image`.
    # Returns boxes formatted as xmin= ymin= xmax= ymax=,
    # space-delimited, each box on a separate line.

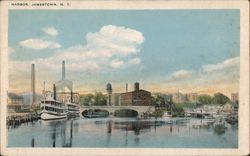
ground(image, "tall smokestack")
xmin=62 ymin=60 xmax=65 ymax=80
xmin=126 ymin=83 xmax=128 ymax=92
xmin=31 ymin=64 xmax=36 ymax=106
xmin=134 ymin=82 xmax=139 ymax=91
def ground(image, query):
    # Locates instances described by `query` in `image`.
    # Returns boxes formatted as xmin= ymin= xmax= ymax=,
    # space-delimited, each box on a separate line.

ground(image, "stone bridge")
xmin=80 ymin=105 xmax=155 ymax=116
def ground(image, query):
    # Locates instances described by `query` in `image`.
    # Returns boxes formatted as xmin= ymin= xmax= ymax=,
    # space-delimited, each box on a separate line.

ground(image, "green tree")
xmin=172 ymin=104 xmax=185 ymax=117
xmin=79 ymin=94 xmax=94 ymax=106
xmin=152 ymin=95 xmax=166 ymax=107
xmin=93 ymin=92 xmax=107 ymax=106
xmin=198 ymin=94 xmax=213 ymax=104
xmin=212 ymin=92 xmax=229 ymax=105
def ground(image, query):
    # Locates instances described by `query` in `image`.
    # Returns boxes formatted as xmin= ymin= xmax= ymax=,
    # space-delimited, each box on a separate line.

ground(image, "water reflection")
xmin=214 ymin=124 xmax=228 ymax=135
xmin=8 ymin=117 xmax=238 ymax=148
xmin=40 ymin=119 xmax=77 ymax=147
xmin=112 ymin=120 xmax=157 ymax=135
xmin=31 ymin=137 xmax=35 ymax=147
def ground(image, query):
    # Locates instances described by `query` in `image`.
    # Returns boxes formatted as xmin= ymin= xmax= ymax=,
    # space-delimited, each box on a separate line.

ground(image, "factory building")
xmin=54 ymin=60 xmax=79 ymax=103
xmin=7 ymin=93 xmax=24 ymax=112
xmin=119 ymin=82 xmax=151 ymax=106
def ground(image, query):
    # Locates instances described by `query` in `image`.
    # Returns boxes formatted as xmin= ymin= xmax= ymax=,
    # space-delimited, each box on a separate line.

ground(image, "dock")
xmin=185 ymin=111 xmax=213 ymax=118
xmin=7 ymin=112 xmax=40 ymax=128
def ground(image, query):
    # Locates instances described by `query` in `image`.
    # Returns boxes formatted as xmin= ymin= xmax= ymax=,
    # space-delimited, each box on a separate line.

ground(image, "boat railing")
xmin=41 ymin=103 xmax=67 ymax=110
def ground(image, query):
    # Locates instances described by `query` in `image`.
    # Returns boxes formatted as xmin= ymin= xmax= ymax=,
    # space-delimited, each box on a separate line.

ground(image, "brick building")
xmin=119 ymin=82 xmax=151 ymax=106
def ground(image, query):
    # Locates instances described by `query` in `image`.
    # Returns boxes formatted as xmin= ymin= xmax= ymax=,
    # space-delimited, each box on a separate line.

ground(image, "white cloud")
xmin=128 ymin=58 xmax=141 ymax=65
xmin=86 ymin=25 xmax=144 ymax=56
xmin=110 ymin=60 xmax=124 ymax=68
xmin=12 ymin=24 xmax=145 ymax=86
xmin=42 ymin=26 xmax=58 ymax=36
xmin=202 ymin=57 xmax=240 ymax=72
xmin=19 ymin=39 xmax=51 ymax=50
xmin=171 ymin=70 xmax=193 ymax=79
xmin=19 ymin=38 xmax=61 ymax=50
xmin=50 ymin=43 xmax=61 ymax=49
xmin=43 ymin=25 xmax=144 ymax=71
xmin=19 ymin=26 xmax=60 ymax=50
xmin=166 ymin=57 xmax=240 ymax=88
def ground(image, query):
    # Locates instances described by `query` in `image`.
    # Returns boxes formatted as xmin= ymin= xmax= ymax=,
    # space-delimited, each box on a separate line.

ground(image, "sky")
xmin=8 ymin=10 xmax=240 ymax=96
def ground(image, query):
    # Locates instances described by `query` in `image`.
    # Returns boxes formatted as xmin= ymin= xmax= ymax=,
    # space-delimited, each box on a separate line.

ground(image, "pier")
xmin=6 ymin=112 xmax=40 ymax=128
xmin=185 ymin=111 xmax=214 ymax=118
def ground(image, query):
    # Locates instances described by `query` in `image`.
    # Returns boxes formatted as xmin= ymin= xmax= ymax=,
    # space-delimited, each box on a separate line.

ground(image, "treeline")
xmin=198 ymin=92 xmax=230 ymax=105
xmin=79 ymin=92 xmax=107 ymax=106
xmin=152 ymin=96 xmax=185 ymax=117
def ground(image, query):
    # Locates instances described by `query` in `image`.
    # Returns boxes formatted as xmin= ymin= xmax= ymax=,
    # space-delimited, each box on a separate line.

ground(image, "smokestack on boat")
xmin=71 ymin=91 xmax=73 ymax=102
xmin=62 ymin=60 xmax=65 ymax=80
xmin=31 ymin=64 xmax=36 ymax=106
xmin=53 ymin=84 xmax=57 ymax=101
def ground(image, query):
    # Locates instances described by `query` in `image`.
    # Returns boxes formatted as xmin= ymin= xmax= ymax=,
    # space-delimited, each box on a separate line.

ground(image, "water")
xmin=7 ymin=117 xmax=238 ymax=148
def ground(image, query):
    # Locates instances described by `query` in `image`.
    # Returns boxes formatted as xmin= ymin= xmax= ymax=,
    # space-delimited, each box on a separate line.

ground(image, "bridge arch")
xmin=113 ymin=109 xmax=138 ymax=117
xmin=81 ymin=108 xmax=109 ymax=118
xmin=80 ymin=105 xmax=155 ymax=118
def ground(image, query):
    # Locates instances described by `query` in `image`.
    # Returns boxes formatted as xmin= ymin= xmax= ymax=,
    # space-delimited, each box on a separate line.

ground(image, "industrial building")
xmin=54 ymin=60 xmax=79 ymax=103
xmin=7 ymin=93 xmax=30 ymax=113
xmin=105 ymin=82 xmax=151 ymax=106
xmin=7 ymin=93 xmax=24 ymax=112
xmin=119 ymin=82 xmax=151 ymax=106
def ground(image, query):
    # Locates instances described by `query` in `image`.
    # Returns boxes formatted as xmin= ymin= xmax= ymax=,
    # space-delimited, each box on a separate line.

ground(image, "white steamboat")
xmin=40 ymin=86 xmax=68 ymax=120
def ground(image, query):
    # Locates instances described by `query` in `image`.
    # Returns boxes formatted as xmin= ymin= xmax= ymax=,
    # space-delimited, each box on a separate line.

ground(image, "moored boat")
xmin=163 ymin=112 xmax=172 ymax=119
xmin=40 ymin=99 xmax=68 ymax=120
xmin=66 ymin=102 xmax=80 ymax=118
xmin=40 ymin=85 xmax=68 ymax=120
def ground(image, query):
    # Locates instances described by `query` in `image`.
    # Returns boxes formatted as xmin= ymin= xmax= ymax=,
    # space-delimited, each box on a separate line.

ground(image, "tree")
xmin=93 ymin=92 xmax=107 ymax=106
xmin=79 ymin=94 xmax=94 ymax=106
xmin=198 ymin=94 xmax=213 ymax=104
xmin=212 ymin=92 xmax=229 ymax=105
xmin=172 ymin=103 xmax=185 ymax=117
xmin=152 ymin=95 xmax=166 ymax=107
xmin=80 ymin=92 xmax=107 ymax=106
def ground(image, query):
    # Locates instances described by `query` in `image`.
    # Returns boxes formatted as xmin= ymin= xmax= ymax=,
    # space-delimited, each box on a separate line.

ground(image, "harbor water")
xmin=7 ymin=117 xmax=238 ymax=148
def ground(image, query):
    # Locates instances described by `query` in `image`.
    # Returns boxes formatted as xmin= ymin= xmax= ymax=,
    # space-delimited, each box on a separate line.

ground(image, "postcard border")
xmin=1 ymin=0 xmax=249 ymax=156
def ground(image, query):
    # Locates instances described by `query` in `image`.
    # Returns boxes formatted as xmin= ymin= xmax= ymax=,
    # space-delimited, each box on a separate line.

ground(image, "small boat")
xmin=66 ymin=102 xmax=80 ymax=118
xmin=203 ymin=115 xmax=216 ymax=122
xmin=225 ymin=114 xmax=238 ymax=124
xmin=162 ymin=112 xmax=172 ymax=119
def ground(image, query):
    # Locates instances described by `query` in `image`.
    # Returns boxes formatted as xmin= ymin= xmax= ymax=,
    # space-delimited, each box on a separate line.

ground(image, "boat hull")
xmin=68 ymin=111 xmax=80 ymax=118
xmin=41 ymin=112 xmax=67 ymax=120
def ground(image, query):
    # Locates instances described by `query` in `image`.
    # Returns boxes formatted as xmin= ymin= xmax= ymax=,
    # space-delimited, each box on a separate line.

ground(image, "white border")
xmin=1 ymin=1 xmax=249 ymax=155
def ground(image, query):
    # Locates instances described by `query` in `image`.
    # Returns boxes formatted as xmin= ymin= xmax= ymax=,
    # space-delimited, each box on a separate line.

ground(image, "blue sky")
xmin=8 ymin=10 xmax=240 ymax=95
